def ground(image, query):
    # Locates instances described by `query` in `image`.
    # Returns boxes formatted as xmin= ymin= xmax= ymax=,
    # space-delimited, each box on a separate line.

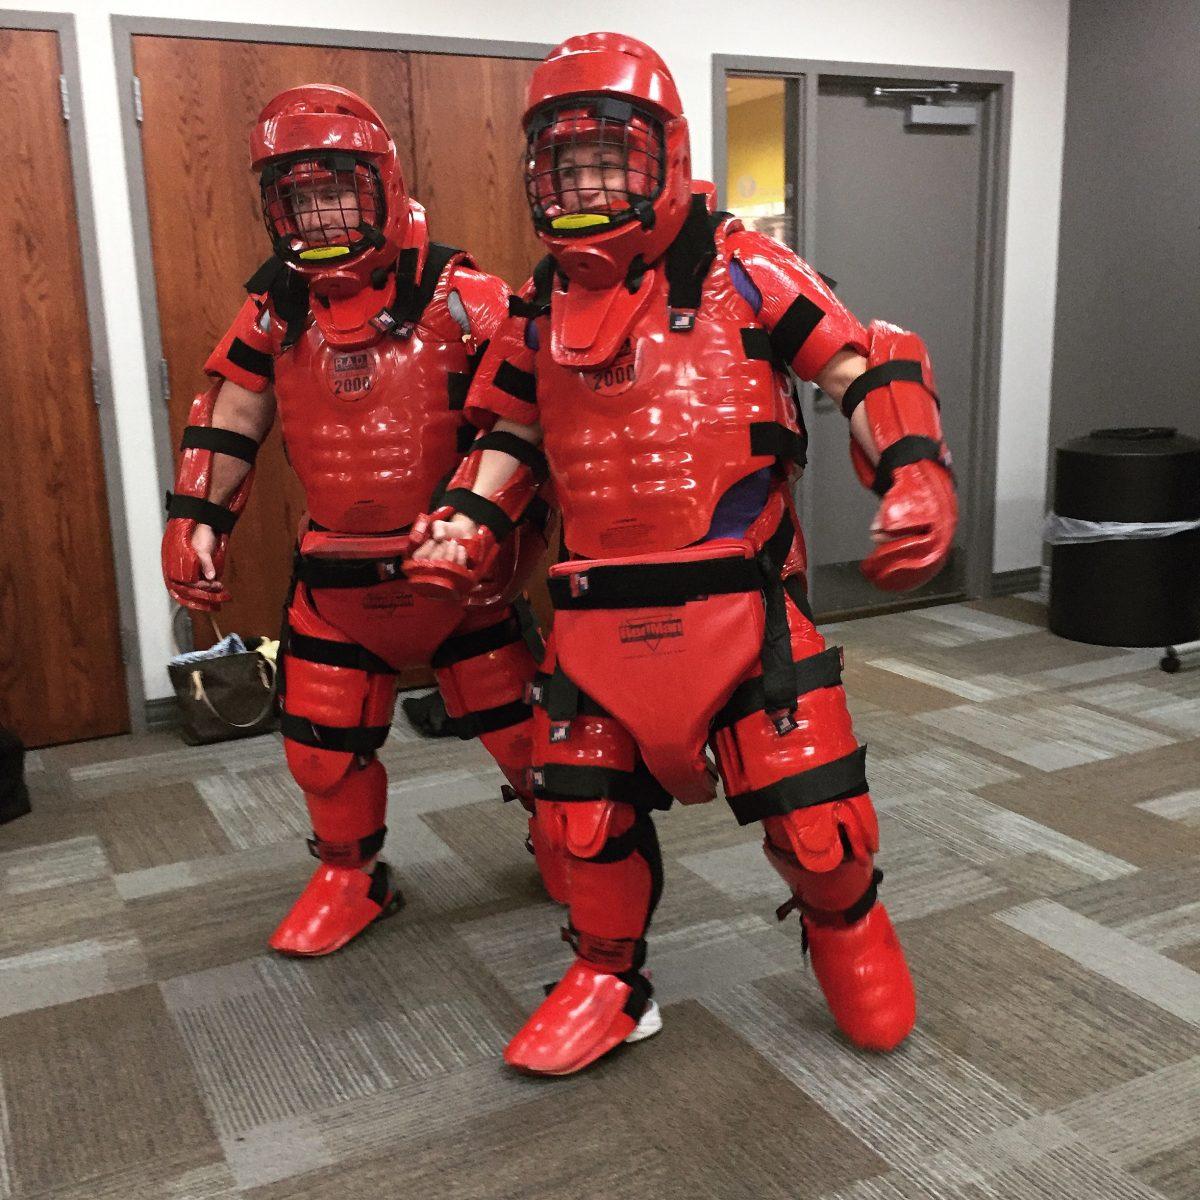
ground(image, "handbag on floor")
xmin=0 ymin=724 xmax=31 ymax=824
xmin=168 ymin=612 xmax=280 ymax=746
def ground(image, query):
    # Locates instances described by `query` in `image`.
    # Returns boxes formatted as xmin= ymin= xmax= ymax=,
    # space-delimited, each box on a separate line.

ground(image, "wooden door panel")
xmin=407 ymin=52 xmax=542 ymax=289
xmin=0 ymin=28 xmax=129 ymax=746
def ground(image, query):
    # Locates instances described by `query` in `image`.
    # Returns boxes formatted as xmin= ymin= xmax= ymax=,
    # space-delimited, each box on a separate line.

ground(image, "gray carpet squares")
xmin=2 ymin=596 xmax=1197 ymax=1199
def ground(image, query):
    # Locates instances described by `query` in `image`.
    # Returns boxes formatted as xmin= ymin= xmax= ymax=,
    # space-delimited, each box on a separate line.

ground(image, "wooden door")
xmin=0 ymin=28 xmax=129 ymax=747
xmin=134 ymin=37 xmax=546 ymax=676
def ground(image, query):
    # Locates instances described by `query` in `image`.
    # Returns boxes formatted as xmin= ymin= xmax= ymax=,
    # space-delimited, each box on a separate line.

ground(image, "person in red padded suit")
xmin=162 ymin=85 xmax=565 ymax=957
xmin=408 ymin=33 xmax=957 ymax=1074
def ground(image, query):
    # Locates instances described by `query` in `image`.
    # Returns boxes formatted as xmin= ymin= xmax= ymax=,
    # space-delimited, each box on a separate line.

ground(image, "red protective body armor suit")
xmin=468 ymin=197 xmax=919 ymax=1072
xmin=199 ymin=244 xmax=563 ymax=956
xmin=536 ymin=235 xmax=797 ymax=558
xmin=273 ymin=278 xmax=470 ymax=533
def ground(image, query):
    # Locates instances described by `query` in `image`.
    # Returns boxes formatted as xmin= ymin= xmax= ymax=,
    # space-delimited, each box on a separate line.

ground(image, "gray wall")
xmin=1049 ymin=0 xmax=1200 ymax=497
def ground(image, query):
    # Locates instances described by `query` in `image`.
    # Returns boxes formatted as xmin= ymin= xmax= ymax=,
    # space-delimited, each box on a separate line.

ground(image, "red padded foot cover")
xmin=269 ymin=862 xmax=401 ymax=956
xmin=804 ymin=903 xmax=915 ymax=1051
xmin=504 ymin=960 xmax=656 ymax=1075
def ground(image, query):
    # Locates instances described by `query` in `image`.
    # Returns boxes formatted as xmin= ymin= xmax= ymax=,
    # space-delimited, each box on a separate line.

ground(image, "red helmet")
xmin=250 ymin=85 xmax=418 ymax=295
xmin=523 ymin=33 xmax=692 ymax=289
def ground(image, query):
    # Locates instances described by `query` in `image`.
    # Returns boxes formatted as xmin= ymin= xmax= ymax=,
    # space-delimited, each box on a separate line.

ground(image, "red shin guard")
xmin=764 ymin=833 xmax=915 ymax=1051
xmin=505 ymin=803 xmax=661 ymax=1074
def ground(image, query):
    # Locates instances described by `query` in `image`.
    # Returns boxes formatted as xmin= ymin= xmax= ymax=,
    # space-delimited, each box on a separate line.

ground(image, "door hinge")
xmin=91 ymin=365 xmax=102 ymax=406
xmin=159 ymin=357 xmax=171 ymax=402
xmin=132 ymin=75 xmax=144 ymax=124
xmin=59 ymin=74 xmax=70 ymax=122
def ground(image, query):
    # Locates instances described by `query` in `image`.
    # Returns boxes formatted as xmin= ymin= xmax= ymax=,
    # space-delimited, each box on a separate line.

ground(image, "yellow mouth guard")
xmin=550 ymin=213 xmax=612 ymax=231
xmin=299 ymin=245 xmax=353 ymax=261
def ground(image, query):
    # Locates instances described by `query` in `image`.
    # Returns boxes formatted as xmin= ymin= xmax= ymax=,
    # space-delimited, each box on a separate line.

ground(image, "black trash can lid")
xmin=1062 ymin=427 xmax=1200 ymax=458
xmin=1055 ymin=427 xmax=1200 ymax=521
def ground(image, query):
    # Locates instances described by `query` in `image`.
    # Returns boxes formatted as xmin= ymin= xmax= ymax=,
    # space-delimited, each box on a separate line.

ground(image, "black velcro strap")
xmin=280 ymin=713 xmax=391 ymax=755
xmin=493 ymin=359 xmax=537 ymax=406
xmin=532 ymin=761 xmax=672 ymax=809
xmin=442 ymin=698 xmax=532 ymax=740
xmin=588 ymin=821 xmax=646 ymax=864
xmin=843 ymin=868 xmax=883 ymax=924
xmin=840 ymin=360 xmax=934 ymax=421
xmin=725 ymin=746 xmax=868 ymax=826
xmin=440 ymin=488 xmax=516 ymax=541
xmin=712 ymin=646 xmax=844 ymax=732
xmin=285 ymin=630 xmax=394 ymax=675
xmin=470 ymin=431 xmax=549 ymax=482
xmin=431 ymin=615 xmax=523 ymax=669
xmin=528 ymin=670 xmax=608 ymax=719
xmin=244 ymin=256 xmax=283 ymax=295
xmin=180 ymin=426 xmax=260 ymax=465
xmin=225 ymin=336 xmax=274 ymax=380
xmin=548 ymin=555 xmax=763 ymax=610
xmin=532 ymin=762 xmax=636 ymax=800
xmin=749 ymin=422 xmax=808 ymax=467
xmin=872 ymin=435 xmax=945 ymax=497
xmin=665 ymin=194 xmax=719 ymax=312
xmin=393 ymin=242 xmax=461 ymax=326
xmin=740 ymin=327 xmax=774 ymax=362
xmin=245 ymin=255 xmax=309 ymax=348
xmin=768 ymin=293 xmax=825 ymax=367
xmin=307 ymin=826 xmax=387 ymax=867
xmin=165 ymin=492 xmax=238 ymax=534
xmin=293 ymin=554 xmax=406 ymax=589
xmin=447 ymin=373 xmax=470 ymax=410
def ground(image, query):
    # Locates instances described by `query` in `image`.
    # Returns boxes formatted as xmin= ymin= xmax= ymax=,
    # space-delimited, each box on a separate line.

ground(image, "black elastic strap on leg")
xmin=306 ymin=825 xmax=387 ymax=867
xmin=726 ymin=747 xmax=869 ymax=826
xmin=285 ymin=630 xmax=395 ymax=675
xmin=794 ymin=868 xmax=884 ymax=928
xmin=441 ymin=699 xmax=532 ymax=740
xmin=712 ymin=645 xmax=844 ymax=733
xmin=561 ymin=924 xmax=648 ymax=974
xmin=280 ymin=714 xmax=391 ymax=755
xmin=431 ymin=614 xmax=523 ymax=669
xmin=531 ymin=760 xmax=673 ymax=810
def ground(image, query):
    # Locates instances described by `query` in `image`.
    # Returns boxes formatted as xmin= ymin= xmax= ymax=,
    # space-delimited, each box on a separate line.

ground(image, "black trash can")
xmin=1048 ymin=427 xmax=1200 ymax=647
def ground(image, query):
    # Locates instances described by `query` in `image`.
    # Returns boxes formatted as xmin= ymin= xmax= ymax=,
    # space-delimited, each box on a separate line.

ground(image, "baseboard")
xmin=991 ymin=567 xmax=1043 ymax=596
xmin=144 ymin=697 xmax=179 ymax=731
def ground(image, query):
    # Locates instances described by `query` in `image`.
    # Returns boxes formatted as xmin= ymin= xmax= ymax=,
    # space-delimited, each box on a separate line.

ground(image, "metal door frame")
xmin=3 ymin=11 xmax=144 ymax=731
xmin=713 ymin=55 xmax=1012 ymax=606
xmin=111 ymin=16 xmax=552 ymax=724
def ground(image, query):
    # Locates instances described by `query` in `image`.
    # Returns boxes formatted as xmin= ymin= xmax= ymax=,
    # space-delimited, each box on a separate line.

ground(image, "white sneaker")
xmin=626 ymin=999 xmax=663 ymax=1043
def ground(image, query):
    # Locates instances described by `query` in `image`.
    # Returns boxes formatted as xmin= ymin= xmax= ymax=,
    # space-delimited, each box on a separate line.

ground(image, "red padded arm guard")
xmin=406 ymin=429 xmax=548 ymax=598
xmin=160 ymin=383 xmax=259 ymax=611
xmin=844 ymin=321 xmax=957 ymax=592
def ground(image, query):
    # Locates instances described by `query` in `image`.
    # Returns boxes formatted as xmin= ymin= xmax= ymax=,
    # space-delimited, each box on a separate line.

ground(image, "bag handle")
xmin=189 ymin=655 xmax=278 ymax=730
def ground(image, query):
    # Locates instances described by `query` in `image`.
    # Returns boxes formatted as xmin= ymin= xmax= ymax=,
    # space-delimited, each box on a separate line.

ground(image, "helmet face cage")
xmin=525 ymin=98 xmax=665 ymax=236
xmin=260 ymin=152 xmax=386 ymax=265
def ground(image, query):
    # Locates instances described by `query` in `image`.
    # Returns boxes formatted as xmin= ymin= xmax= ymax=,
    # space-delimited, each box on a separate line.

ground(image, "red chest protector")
xmin=266 ymin=244 xmax=474 ymax=534
xmin=531 ymin=209 xmax=805 ymax=558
